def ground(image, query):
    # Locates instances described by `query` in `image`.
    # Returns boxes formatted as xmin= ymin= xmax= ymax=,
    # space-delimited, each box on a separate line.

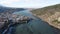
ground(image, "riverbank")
xmin=31 ymin=12 xmax=60 ymax=29
xmin=0 ymin=12 xmax=33 ymax=34
xmin=30 ymin=4 xmax=60 ymax=29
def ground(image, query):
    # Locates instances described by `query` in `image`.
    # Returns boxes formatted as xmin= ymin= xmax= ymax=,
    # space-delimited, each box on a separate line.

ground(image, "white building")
xmin=58 ymin=17 xmax=60 ymax=22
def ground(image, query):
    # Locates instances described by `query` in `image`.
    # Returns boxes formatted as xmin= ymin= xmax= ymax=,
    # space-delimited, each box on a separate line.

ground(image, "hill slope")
xmin=0 ymin=6 xmax=25 ymax=13
xmin=31 ymin=4 xmax=60 ymax=29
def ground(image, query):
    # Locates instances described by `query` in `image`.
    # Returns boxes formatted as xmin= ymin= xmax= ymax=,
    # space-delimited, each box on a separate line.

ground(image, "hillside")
xmin=0 ymin=6 xmax=25 ymax=19
xmin=0 ymin=6 xmax=25 ymax=13
xmin=31 ymin=4 xmax=60 ymax=29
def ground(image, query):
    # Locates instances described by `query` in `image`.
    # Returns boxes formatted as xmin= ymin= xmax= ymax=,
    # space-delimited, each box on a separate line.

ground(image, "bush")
xmin=52 ymin=19 xmax=60 ymax=23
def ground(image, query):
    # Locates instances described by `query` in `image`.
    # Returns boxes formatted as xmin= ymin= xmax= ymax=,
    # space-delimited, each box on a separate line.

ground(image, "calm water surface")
xmin=13 ymin=10 xmax=60 ymax=34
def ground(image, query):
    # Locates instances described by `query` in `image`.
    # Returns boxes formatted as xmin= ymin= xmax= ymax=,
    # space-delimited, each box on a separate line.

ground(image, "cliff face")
xmin=31 ymin=4 xmax=60 ymax=29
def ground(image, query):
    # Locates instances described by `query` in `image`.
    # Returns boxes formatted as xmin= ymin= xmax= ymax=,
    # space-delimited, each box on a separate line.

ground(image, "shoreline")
xmin=31 ymin=12 xmax=60 ymax=29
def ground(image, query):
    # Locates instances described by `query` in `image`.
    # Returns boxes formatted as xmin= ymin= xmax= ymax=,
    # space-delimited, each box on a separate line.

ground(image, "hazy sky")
xmin=0 ymin=0 xmax=60 ymax=8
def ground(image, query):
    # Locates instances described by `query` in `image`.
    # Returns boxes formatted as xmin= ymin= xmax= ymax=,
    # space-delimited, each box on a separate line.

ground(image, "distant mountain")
xmin=0 ymin=6 xmax=25 ymax=13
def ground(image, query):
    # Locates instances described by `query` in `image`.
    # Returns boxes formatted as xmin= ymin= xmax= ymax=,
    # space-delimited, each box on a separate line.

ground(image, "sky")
xmin=0 ymin=0 xmax=60 ymax=8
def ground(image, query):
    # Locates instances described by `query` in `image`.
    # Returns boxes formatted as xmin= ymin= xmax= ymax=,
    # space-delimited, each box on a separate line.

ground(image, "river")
xmin=13 ymin=10 xmax=60 ymax=34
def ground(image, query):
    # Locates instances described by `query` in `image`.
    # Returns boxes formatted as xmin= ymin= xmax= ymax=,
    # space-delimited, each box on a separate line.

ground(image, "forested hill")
xmin=0 ymin=6 xmax=25 ymax=13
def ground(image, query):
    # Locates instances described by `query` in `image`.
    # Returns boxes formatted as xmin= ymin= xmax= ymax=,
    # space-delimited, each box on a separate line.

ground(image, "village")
xmin=0 ymin=12 xmax=33 ymax=31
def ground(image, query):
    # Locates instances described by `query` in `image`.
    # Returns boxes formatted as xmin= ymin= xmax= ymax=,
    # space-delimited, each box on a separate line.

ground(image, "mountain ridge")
xmin=0 ymin=6 xmax=25 ymax=13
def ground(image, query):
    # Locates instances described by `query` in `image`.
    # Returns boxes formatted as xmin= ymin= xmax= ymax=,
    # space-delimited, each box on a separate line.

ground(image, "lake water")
xmin=13 ymin=10 xmax=60 ymax=34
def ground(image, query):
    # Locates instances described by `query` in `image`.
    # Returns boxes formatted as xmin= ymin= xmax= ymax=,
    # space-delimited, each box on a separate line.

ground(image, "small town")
xmin=0 ymin=12 xmax=33 ymax=34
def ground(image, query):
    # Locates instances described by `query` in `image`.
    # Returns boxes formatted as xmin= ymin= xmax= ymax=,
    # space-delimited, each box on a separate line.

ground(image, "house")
xmin=58 ymin=17 xmax=60 ymax=22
